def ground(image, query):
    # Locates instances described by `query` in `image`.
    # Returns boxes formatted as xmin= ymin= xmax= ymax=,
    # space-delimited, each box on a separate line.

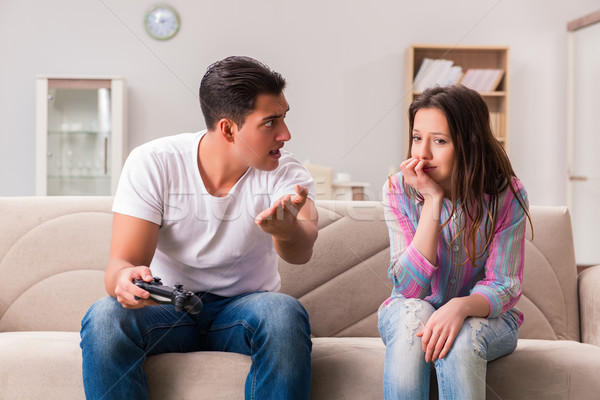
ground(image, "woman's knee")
xmin=445 ymin=317 xmax=488 ymax=362
xmin=449 ymin=314 xmax=519 ymax=363
xmin=379 ymin=298 xmax=435 ymax=344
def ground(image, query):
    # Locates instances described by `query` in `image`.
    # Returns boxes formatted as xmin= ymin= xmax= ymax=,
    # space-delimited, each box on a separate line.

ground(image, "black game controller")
xmin=134 ymin=277 xmax=203 ymax=314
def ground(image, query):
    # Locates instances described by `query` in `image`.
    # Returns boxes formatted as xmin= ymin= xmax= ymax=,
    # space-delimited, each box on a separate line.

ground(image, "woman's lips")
xmin=423 ymin=166 xmax=436 ymax=173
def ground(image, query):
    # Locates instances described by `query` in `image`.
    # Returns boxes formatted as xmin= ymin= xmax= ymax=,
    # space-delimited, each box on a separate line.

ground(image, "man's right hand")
xmin=113 ymin=266 xmax=157 ymax=309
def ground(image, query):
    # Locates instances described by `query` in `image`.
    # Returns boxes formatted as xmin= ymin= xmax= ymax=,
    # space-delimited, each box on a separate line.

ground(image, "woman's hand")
xmin=417 ymin=294 xmax=491 ymax=362
xmin=416 ymin=297 xmax=467 ymax=362
xmin=400 ymin=157 xmax=444 ymax=200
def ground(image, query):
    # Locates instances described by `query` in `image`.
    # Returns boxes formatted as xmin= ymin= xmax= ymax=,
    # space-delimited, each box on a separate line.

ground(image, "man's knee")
xmin=259 ymin=292 xmax=307 ymax=321
xmin=81 ymin=296 xmax=136 ymax=347
xmin=249 ymin=292 xmax=311 ymax=342
xmin=82 ymin=297 xmax=124 ymax=328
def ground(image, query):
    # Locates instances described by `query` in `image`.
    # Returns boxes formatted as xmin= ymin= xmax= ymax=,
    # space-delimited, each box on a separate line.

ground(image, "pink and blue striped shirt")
xmin=380 ymin=172 xmax=528 ymax=325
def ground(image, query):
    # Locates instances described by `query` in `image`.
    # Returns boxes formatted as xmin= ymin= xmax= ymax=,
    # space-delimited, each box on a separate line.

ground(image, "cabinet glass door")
xmin=47 ymin=83 xmax=111 ymax=195
xmin=36 ymin=77 xmax=125 ymax=196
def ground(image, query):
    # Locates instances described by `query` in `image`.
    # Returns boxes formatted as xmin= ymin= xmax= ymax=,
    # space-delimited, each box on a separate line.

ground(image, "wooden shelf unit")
xmin=403 ymin=44 xmax=510 ymax=153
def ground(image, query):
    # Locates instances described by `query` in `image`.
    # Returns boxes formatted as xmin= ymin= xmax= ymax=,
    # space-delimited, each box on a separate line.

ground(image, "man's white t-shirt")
xmin=113 ymin=131 xmax=316 ymax=297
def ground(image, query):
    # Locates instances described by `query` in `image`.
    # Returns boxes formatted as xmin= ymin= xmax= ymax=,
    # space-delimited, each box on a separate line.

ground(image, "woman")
xmin=378 ymin=85 xmax=530 ymax=399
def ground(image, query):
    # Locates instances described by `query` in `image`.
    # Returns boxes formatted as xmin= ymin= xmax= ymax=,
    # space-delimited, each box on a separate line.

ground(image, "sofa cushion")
xmin=486 ymin=339 xmax=600 ymax=399
xmin=310 ymin=337 xmax=385 ymax=399
xmin=0 ymin=331 xmax=85 ymax=400
xmin=0 ymin=331 xmax=386 ymax=400
xmin=146 ymin=337 xmax=388 ymax=400
xmin=144 ymin=351 xmax=249 ymax=399
xmin=6 ymin=332 xmax=600 ymax=400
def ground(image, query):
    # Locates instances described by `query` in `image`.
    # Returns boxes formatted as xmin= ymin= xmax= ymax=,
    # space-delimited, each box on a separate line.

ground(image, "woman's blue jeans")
xmin=378 ymin=297 xmax=519 ymax=400
xmin=80 ymin=291 xmax=312 ymax=400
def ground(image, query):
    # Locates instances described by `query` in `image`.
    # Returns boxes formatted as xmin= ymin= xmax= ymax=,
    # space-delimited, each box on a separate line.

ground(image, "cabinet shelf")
xmin=404 ymin=44 xmax=510 ymax=152
xmin=48 ymin=130 xmax=104 ymax=136
xmin=46 ymin=176 xmax=111 ymax=196
xmin=48 ymin=174 xmax=110 ymax=179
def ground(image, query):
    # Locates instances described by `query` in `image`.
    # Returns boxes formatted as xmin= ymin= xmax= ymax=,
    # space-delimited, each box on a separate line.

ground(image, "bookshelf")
xmin=403 ymin=44 xmax=510 ymax=153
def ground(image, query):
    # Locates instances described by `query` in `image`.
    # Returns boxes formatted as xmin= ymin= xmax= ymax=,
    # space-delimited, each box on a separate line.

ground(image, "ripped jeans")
xmin=377 ymin=297 xmax=519 ymax=400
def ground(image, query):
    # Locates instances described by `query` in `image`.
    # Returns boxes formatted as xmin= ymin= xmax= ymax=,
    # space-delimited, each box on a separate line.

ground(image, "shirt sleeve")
xmin=383 ymin=174 xmax=437 ymax=299
xmin=112 ymin=146 xmax=165 ymax=225
xmin=470 ymin=179 xmax=529 ymax=318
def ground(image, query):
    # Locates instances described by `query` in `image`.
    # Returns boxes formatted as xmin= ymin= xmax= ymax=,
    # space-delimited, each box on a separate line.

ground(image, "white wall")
xmin=1 ymin=0 xmax=598 ymax=204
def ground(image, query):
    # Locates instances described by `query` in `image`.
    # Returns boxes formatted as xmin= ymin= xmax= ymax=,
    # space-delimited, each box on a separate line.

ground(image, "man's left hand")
xmin=255 ymin=184 xmax=308 ymax=238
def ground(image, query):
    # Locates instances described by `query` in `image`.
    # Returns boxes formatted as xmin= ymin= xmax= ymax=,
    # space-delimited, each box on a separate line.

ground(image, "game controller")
xmin=134 ymin=277 xmax=203 ymax=314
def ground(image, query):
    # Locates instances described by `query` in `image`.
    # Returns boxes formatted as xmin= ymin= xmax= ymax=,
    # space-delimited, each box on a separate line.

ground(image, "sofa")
xmin=1 ymin=196 xmax=599 ymax=400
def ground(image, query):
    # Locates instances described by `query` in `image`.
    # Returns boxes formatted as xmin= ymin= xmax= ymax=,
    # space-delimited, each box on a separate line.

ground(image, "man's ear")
xmin=216 ymin=118 xmax=236 ymax=143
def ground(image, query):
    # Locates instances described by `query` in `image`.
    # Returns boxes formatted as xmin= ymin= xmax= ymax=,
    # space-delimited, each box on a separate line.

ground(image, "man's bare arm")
xmin=105 ymin=212 xmax=160 ymax=308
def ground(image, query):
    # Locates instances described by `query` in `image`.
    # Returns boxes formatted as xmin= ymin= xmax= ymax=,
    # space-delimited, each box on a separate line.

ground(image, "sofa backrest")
xmin=284 ymin=202 xmax=581 ymax=342
xmin=0 ymin=196 xmax=112 ymax=332
xmin=518 ymin=206 xmax=580 ymax=341
xmin=278 ymin=201 xmax=391 ymax=337
xmin=0 ymin=197 xmax=580 ymax=342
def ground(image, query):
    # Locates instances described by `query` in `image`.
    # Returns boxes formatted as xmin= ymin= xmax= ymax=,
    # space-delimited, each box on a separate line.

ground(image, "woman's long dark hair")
xmin=404 ymin=85 xmax=531 ymax=263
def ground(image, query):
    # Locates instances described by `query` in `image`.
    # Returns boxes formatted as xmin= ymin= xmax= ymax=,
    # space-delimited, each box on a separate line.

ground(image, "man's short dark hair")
xmin=199 ymin=56 xmax=286 ymax=130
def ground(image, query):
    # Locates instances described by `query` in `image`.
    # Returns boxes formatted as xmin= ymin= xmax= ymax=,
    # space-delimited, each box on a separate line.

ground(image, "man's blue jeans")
xmin=378 ymin=297 xmax=519 ymax=400
xmin=80 ymin=291 xmax=312 ymax=400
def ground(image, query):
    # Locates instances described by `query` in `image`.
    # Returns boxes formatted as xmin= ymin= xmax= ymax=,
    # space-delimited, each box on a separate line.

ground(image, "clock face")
xmin=144 ymin=5 xmax=180 ymax=40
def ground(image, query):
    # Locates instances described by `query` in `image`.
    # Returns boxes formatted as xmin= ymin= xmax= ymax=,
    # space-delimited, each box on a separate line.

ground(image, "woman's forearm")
xmin=411 ymin=194 xmax=443 ymax=266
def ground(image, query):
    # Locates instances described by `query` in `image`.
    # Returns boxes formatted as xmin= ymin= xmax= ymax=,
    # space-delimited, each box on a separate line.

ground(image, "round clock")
xmin=144 ymin=5 xmax=180 ymax=40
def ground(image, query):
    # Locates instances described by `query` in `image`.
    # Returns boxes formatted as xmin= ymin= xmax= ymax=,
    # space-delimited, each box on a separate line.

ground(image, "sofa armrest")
xmin=579 ymin=265 xmax=600 ymax=346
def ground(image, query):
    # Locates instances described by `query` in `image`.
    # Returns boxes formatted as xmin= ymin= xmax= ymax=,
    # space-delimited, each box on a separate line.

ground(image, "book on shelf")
xmin=489 ymin=111 xmax=499 ymax=137
xmin=444 ymin=66 xmax=464 ymax=87
xmin=459 ymin=68 xmax=504 ymax=92
xmin=412 ymin=58 xmax=463 ymax=92
xmin=412 ymin=58 xmax=434 ymax=91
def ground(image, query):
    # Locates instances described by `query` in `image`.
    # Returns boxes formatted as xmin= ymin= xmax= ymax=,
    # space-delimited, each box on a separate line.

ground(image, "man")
xmin=80 ymin=56 xmax=318 ymax=400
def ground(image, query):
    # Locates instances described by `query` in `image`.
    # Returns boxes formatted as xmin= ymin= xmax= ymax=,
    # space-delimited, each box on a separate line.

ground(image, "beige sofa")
xmin=1 ymin=196 xmax=599 ymax=399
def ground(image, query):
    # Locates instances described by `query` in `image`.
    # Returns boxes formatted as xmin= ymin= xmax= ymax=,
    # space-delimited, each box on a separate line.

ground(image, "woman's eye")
xmin=412 ymin=135 xmax=421 ymax=142
xmin=265 ymin=120 xmax=273 ymax=127
xmin=434 ymin=138 xmax=447 ymax=144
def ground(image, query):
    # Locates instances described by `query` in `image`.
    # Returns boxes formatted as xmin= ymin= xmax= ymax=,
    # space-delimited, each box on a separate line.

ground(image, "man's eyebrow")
xmin=261 ymin=106 xmax=290 ymax=121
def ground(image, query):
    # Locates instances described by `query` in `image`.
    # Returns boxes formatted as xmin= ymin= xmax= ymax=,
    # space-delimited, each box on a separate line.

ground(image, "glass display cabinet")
xmin=35 ymin=76 xmax=126 ymax=195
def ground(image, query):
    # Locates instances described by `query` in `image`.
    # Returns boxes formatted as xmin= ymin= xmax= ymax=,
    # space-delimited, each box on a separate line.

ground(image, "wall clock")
xmin=144 ymin=4 xmax=180 ymax=40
